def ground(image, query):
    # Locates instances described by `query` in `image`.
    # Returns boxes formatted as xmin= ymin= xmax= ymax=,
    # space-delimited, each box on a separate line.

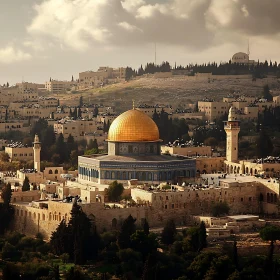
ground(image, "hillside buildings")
xmin=3 ymin=105 xmax=280 ymax=240
xmin=45 ymin=80 xmax=76 ymax=94
xmin=79 ymin=67 xmax=126 ymax=89
xmin=5 ymin=142 xmax=34 ymax=162
xmin=198 ymin=95 xmax=280 ymax=122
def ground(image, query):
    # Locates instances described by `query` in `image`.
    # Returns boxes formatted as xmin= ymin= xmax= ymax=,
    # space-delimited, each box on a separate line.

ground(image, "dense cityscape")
xmin=1 ymin=0 xmax=280 ymax=279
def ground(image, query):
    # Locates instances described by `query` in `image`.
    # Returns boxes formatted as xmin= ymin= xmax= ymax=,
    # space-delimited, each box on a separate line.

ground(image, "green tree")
xmin=233 ymin=240 xmax=239 ymax=270
xmin=67 ymin=134 xmax=77 ymax=156
xmin=203 ymin=255 xmax=234 ymax=280
xmin=142 ymin=254 xmax=153 ymax=280
xmin=0 ymin=183 xmax=14 ymax=235
xmin=106 ymin=181 xmax=124 ymax=202
xmin=125 ymin=67 xmax=134 ymax=81
xmin=198 ymin=221 xmax=207 ymax=251
xmin=68 ymin=202 xmax=97 ymax=264
xmin=65 ymin=266 xmax=86 ymax=280
xmin=161 ymin=219 xmax=177 ymax=245
xmin=211 ymin=201 xmax=230 ymax=217
xmin=55 ymin=133 xmax=67 ymax=163
xmin=50 ymin=219 xmax=69 ymax=256
xmin=131 ymin=231 xmax=158 ymax=259
xmin=79 ymin=95 xmax=83 ymax=107
xmin=93 ymin=107 xmax=99 ymax=117
xmin=2 ymin=183 xmax=12 ymax=207
xmin=143 ymin=219 xmax=150 ymax=235
xmin=204 ymin=137 xmax=218 ymax=148
xmin=262 ymin=84 xmax=273 ymax=101
xmin=22 ymin=176 xmax=30 ymax=192
xmin=260 ymin=225 xmax=280 ymax=270
xmin=118 ymin=214 xmax=136 ymax=249
xmin=256 ymin=129 xmax=273 ymax=158
xmin=0 ymin=152 xmax=10 ymax=162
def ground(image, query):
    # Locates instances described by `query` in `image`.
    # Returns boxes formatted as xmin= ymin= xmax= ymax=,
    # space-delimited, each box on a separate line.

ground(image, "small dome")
xmin=108 ymin=109 xmax=160 ymax=142
xmin=232 ymin=52 xmax=249 ymax=63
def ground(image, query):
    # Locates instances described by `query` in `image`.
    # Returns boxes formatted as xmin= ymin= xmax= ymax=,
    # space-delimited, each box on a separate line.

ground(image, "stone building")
xmin=78 ymin=108 xmax=196 ymax=185
xmin=5 ymin=143 xmax=34 ymax=162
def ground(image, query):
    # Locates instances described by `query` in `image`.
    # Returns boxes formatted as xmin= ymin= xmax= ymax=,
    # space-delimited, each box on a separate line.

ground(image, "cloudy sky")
xmin=1 ymin=0 xmax=280 ymax=85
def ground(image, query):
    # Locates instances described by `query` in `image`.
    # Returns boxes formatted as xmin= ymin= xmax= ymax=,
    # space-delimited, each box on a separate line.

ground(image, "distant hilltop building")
xmin=232 ymin=52 xmax=255 ymax=65
xmin=79 ymin=67 xmax=126 ymax=89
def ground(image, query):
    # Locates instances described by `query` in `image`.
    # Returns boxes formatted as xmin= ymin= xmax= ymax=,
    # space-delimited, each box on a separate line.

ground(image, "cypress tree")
xmin=77 ymin=107 xmax=82 ymax=118
xmin=233 ymin=240 xmax=239 ymax=270
xmin=118 ymin=214 xmax=136 ymax=249
xmin=2 ymin=183 xmax=12 ymax=207
xmin=143 ymin=219 xmax=150 ymax=235
xmin=161 ymin=219 xmax=177 ymax=245
xmin=50 ymin=219 xmax=69 ymax=256
xmin=22 ymin=176 xmax=30 ymax=192
xmin=198 ymin=221 xmax=207 ymax=251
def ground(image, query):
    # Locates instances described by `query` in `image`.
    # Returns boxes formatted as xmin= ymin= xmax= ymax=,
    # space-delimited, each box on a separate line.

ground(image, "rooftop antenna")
xmin=155 ymin=43 xmax=157 ymax=65
xmin=132 ymin=99 xmax=135 ymax=110
xmin=247 ymin=39 xmax=250 ymax=57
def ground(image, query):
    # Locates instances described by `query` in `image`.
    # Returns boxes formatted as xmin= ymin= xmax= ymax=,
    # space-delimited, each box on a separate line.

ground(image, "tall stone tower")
xmin=33 ymin=134 xmax=41 ymax=172
xmin=224 ymin=107 xmax=240 ymax=162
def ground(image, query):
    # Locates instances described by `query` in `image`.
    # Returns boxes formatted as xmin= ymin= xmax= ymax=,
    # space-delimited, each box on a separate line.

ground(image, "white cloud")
xmin=0 ymin=46 xmax=31 ymax=64
xmin=25 ymin=0 xmax=280 ymax=53
xmin=241 ymin=5 xmax=249 ymax=17
xmin=121 ymin=0 xmax=145 ymax=13
xmin=118 ymin=21 xmax=142 ymax=32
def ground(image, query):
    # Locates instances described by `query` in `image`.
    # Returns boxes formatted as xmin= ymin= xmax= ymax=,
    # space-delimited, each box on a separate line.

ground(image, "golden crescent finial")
xmin=132 ymin=99 xmax=135 ymax=109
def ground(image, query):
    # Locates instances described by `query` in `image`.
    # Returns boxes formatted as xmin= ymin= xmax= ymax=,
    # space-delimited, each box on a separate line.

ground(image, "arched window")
xmin=55 ymin=169 xmax=58 ymax=174
xmin=49 ymin=170 xmax=53 ymax=174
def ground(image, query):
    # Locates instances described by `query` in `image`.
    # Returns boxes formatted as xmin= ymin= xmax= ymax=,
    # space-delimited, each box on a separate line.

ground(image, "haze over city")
xmin=1 ymin=0 xmax=280 ymax=84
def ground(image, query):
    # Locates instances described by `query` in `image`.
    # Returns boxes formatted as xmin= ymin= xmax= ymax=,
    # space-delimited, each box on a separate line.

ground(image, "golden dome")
xmin=107 ymin=109 xmax=160 ymax=142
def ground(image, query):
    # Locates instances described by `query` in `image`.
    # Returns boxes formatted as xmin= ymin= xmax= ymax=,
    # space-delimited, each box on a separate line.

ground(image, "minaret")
xmin=33 ymin=134 xmax=41 ymax=172
xmin=224 ymin=107 xmax=240 ymax=162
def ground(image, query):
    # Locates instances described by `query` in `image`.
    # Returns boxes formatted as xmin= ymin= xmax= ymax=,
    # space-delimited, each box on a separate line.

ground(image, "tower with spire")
xmin=33 ymin=134 xmax=41 ymax=172
xmin=224 ymin=107 xmax=240 ymax=162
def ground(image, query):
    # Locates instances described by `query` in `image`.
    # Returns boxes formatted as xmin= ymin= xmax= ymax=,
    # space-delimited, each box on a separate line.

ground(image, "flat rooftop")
xmin=201 ymin=174 xmax=280 ymax=186
xmin=80 ymin=154 xmax=194 ymax=162
xmin=227 ymin=215 xmax=259 ymax=221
